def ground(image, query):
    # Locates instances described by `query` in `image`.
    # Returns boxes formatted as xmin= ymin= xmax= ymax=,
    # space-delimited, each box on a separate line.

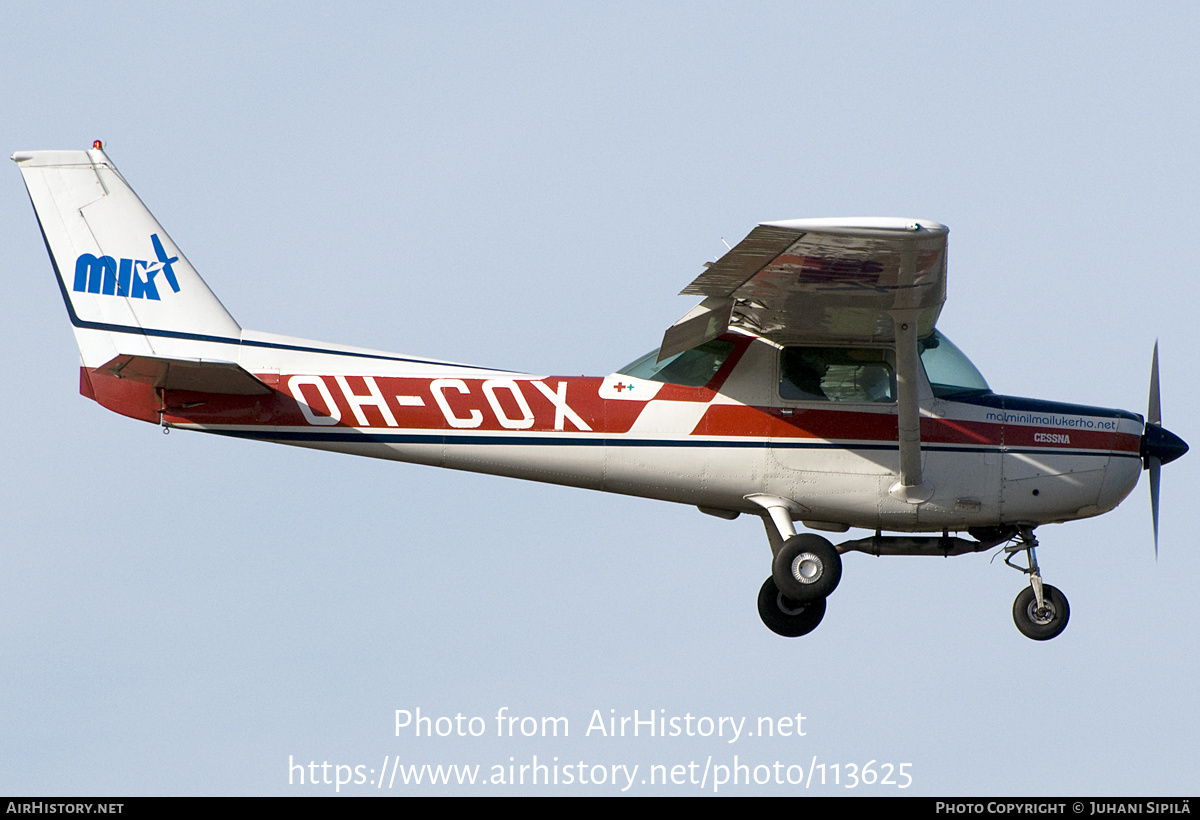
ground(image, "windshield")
xmin=617 ymin=339 xmax=736 ymax=387
xmin=919 ymin=331 xmax=991 ymax=398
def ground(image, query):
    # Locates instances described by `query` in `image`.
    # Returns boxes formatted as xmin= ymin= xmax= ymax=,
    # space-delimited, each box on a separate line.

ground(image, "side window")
xmin=780 ymin=347 xmax=895 ymax=403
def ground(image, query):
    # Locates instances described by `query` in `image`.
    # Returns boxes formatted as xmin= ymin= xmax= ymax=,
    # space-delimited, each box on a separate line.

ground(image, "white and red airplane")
xmin=15 ymin=143 xmax=1188 ymax=640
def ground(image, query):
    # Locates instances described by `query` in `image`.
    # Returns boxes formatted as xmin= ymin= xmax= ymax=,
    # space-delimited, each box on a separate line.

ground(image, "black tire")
xmin=1012 ymin=584 xmax=1070 ymax=641
xmin=772 ymin=534 xmax=842 ymax=602
xmin=757 ymin=576 xmax=827 ymax=637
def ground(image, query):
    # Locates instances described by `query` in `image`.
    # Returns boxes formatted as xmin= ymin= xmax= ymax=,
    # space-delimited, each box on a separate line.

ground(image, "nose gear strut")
xmin=1001 ymin=527 xmax=1070 ymax=640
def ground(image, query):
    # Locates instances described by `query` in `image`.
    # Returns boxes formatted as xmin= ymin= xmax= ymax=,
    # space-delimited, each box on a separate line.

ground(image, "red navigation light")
xmin=92 ymin=140 xmax=103 ymax=150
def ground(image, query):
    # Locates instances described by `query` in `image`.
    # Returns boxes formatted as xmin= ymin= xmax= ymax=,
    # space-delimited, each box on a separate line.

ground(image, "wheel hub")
xmin=1027 ymin=601 xmax=1057 ymax=625
xmin=791 ymin=552 xmax=823 ymax=584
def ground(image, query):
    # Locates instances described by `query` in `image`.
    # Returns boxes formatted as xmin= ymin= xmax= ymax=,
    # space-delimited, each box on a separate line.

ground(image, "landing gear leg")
xmin=748 ymin=496 xmax=839 ymax=636
xmin=1003 ymin=528 xmax=1070 ymax=641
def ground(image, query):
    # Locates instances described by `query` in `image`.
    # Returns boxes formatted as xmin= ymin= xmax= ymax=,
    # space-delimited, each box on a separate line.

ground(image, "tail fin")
xmin=13 ymin=146 xmax=241 ymax=370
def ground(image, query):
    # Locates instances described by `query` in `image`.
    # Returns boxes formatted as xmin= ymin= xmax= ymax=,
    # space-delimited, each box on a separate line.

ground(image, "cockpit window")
xmin=919 ymin=331 xmax=991 ymax=398
xmin=780 ymin=347 xmax=895 ymax=403
xmin=618 ymin=340 xmax=736 ymax=387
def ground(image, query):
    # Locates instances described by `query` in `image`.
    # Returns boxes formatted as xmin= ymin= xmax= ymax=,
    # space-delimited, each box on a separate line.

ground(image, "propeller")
xmin=1141 ymin=341 xmax=1189 ymax=556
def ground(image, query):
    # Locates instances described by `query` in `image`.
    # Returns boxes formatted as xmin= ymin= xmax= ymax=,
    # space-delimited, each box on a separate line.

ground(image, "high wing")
xmin=659 ymin=217 xmax=949 ymax=502
xmin=659 ymin=217 xmax=948 ymax=360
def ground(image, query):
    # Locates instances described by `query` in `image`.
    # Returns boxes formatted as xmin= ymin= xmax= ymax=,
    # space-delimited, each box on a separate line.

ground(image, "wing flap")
xmin=656 ymin=297 xmax=735 ymax=362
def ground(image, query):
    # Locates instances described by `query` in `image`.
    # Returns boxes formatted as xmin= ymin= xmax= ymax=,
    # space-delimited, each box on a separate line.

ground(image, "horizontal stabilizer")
xmin=95 ymin=355 xmax=272 ymax=395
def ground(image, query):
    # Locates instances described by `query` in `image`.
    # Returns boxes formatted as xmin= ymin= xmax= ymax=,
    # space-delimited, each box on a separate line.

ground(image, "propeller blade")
xmin=1147 ymin=341 xmax=1162 ymax=559
xmin=1148 ymin=341 xmax=1161 ymax=426
xmin=1148 ymin=455 xmax=1161 ymax=559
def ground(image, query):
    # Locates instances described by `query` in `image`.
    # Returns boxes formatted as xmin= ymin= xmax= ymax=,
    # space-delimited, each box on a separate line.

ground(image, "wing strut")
xmin=887 ymin=246 xmax=933 ymax=503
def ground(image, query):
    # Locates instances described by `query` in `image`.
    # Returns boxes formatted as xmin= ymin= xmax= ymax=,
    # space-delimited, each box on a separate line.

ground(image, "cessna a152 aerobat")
xmin=15 ymin=143 xmax=1188 ymax=640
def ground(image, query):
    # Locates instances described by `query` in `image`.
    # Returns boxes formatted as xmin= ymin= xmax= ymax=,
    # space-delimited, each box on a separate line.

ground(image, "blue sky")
xmin=2 ymin=2 xmax=1197 ymax=795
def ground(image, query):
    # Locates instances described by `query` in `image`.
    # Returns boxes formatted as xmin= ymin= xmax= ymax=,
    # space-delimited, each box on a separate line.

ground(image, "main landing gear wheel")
xmin=772 ymin=533 xmax=842 ymax=603
xmin=757 ymin=577 xmax=827 ymax=637
xmin=1012 ymin=584 xmax=1070 ymax=641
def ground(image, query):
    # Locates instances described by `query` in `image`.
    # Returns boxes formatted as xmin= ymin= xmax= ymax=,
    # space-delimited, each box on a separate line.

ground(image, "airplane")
xmin=14 ymin=142 xmax=1188 ymax=640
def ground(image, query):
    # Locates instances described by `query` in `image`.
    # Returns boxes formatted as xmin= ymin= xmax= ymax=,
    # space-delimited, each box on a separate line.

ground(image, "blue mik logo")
xmin=73 ymin=234 xmax=181 ymax=300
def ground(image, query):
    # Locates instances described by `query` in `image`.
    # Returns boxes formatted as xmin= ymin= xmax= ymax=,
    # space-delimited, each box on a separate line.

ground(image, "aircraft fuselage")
xmin=81 ymin=331 xmax=1143 ymax=534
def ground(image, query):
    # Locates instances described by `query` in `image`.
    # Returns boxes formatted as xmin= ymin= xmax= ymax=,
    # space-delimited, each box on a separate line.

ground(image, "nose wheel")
xmin=1012 ymin=584 xmax=1070 ymax=640
xmin=1003 ymin=528 xmax=1070 ymax=641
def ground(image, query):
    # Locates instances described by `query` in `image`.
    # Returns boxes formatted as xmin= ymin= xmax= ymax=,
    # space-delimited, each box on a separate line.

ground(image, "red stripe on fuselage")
xmin=692 ymin=402 xmax=1140 ymax=453
xmin=695 ymin=403 xmax=898 ymax=440
xmin=80 ymin=366 xmax=1142 ymax=456
xmin=138 ymin=373 xmax=649 ymax=434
